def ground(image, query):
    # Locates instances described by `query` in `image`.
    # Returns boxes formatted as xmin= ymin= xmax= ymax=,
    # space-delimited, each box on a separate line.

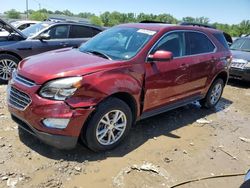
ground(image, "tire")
xmin=200 ymin=78 xmax=224 ymax=108
xmin=82 ymin=97 xmax=132 ymax=152
xmin=0 ymin=54 xmax=19 ymax=84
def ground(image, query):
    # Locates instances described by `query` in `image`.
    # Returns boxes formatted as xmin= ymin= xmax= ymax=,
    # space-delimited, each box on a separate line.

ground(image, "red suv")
xmin=7 ymin=23 xmax=231 ymax=151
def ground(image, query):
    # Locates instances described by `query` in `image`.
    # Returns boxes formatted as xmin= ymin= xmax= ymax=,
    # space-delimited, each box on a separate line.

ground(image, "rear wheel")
xmin=82 ymin=97 xmax=132 ymax=152
xmin=0 ymin=54 xmax=19 ymax=84
xmin=200 ymin=78 xmax=224 ymax=108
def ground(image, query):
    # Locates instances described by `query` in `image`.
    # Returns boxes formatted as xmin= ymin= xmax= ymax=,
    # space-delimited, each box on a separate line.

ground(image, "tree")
xmin=78 ymin=12 xmax=95 ymax=19
xmin=29 ymin=11 xmax=48 ymax=21
xmin=62 ymin=10 xmax=74 ymax=16
xmin=156 ymin=14 xmax=178 ymax=23
xmin=182 ymin=16 xmax=196 ymax=23
xmin=90 ymin=16 xmax=104 ymax=26
xmin=238 ymin=20 xmax=250 ymax=36
xmin=54 ymin=10 xmax=64 ymax=15
xmin=5 ymin=9 xmax=21 ymax=19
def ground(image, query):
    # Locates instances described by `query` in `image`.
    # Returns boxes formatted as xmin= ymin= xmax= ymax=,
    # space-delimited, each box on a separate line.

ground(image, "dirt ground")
xmin=0 ymin=80 xmax=250 ymax=188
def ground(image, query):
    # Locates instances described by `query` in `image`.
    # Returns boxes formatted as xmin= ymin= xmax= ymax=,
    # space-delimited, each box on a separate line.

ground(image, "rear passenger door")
xmin=68 ymin=25 xmax=102 ymax=48
xmin=184 ymin=31 xmax=216 ymax=92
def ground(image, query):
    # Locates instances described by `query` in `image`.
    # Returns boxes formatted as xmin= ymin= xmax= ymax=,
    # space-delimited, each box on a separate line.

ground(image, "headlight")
xmin=39 ymin=77 xmax=82 ymax=100
xmin=244 ymin=62 xmax=250 ymax=68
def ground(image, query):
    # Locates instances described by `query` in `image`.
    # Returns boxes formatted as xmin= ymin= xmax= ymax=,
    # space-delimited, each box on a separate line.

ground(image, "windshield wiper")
xmin=84 ymin=50 xmax=112 ymax=60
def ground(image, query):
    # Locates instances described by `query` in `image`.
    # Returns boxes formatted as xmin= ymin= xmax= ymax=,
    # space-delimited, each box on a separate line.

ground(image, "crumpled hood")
xmin=18 ymin=48 xmax=116 ymax=84
xmin=231 ymin=50 xmax=250 ymax=61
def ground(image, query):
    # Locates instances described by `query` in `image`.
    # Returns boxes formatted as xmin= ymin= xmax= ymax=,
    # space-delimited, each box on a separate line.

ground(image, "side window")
xmin=18 ymin=24 xmax=29 ymax=30
xmin=152 ymin=32 xmax=185 ymax=58
xmin=45 ymin=25 xmax=69 ymax=39
xmin=186 ymin=32 xmax=215 ymax=55
xmin=213 ymin=33 xmax=229 ymax=50
xmin=69 ymin=25 xmax=100 ymax=38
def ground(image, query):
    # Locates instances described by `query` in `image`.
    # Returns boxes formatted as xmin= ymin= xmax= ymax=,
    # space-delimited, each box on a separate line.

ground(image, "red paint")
xmin=8 ymin=23 xmax=231 ymax=143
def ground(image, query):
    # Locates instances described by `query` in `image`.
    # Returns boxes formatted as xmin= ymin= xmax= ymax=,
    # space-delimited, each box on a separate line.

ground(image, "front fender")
xmin=66 ymin=65 xmax=144 ymax=111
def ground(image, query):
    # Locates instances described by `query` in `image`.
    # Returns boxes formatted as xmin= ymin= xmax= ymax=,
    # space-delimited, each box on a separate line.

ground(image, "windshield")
xmin=79 ymin=27 xmax=156 ymax=60
xmin=22 ymin=22 xmax=50 ymax=37
xmin=230 ymin=38 xmax=250 ymax=52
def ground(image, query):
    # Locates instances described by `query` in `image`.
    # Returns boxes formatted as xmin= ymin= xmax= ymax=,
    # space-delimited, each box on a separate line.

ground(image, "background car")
xmin=0 ymin=18 xmax=104 ymax=83
xmin=0 ymin=20 xmax=40 ymax=36
xmin=230 ymin=35 xmax=250 ymax=82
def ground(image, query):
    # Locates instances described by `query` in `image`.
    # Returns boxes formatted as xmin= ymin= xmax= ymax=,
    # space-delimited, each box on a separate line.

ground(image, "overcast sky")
xmin=0 ymin=0 xmax=249 ymax=24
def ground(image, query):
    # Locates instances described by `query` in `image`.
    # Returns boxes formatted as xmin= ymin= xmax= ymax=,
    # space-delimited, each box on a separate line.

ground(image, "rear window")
xmin=213 ymin=33 xmax=229 ymax=50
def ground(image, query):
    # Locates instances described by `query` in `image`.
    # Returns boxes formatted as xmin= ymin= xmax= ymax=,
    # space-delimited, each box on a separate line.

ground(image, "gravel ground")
xmin=0 ymin=80 xmax=250 ymax=188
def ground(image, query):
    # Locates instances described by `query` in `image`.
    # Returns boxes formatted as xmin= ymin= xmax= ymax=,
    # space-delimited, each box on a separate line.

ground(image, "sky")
xmin=0 ymin=0 xmax=249 ymax=24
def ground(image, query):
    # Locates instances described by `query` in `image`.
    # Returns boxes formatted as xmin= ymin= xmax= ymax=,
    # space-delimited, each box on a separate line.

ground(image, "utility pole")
xmin=26 ymin=0 xmax=29 ymax=19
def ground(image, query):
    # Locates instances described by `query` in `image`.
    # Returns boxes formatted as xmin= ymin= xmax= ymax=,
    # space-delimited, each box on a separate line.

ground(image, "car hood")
xmin=231 ymin=49 xmax=250 ymax=61
xmin=0 ymin=18 xmax=27 ymax=39
xmin=18 ymin=48 xmax=117 ymax=84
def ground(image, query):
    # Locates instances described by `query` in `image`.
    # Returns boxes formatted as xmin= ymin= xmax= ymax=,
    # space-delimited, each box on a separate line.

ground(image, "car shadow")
xmin=18 ymin=97 xmax=233 ymax=162
xmin=228 ymin=79 xmax=250 ymax=88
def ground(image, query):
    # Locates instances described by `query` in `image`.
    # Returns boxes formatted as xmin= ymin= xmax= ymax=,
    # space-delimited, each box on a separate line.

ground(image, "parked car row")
xmin=0 ymin=20 xmax=40 ymax=37
xmin=0 ymin=18 xmax=104 ymax=83
xmin=229 ymin=35 xmax=250 ymax=82
xmin=6 ymin=21 xmax=232 ymax=151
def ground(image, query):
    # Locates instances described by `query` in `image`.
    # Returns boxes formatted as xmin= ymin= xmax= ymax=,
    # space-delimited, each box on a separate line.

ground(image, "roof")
xmin=117 ymin=23 xmax=221 ymax=34
xmin=39 ymin=20 xmax=104 ymax=30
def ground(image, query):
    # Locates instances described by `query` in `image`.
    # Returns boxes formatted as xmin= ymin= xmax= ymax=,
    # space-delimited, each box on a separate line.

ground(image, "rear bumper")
xmin=12 ymin=114 xmax=78 ymax=149
xmin=229 ymin=68 xmax=250 ymax=81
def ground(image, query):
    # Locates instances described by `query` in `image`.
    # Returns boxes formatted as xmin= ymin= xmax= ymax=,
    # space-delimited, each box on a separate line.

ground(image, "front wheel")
xmin=82 ymin=97 xmax=132 ymax=152
xmin=0 ymin=54 xmax=19 ymax=84
xmin=200 ymin=78 xmax=224 ymax=108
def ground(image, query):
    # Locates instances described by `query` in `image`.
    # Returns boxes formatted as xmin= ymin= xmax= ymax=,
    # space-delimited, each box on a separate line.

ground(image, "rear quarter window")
xmin=69 ymin=25 xmax=101 ymax=38
xmin=213 ymin=33 xmax=229 ymax=50
xmin=185 ymin=32 xmax=215 ymax=55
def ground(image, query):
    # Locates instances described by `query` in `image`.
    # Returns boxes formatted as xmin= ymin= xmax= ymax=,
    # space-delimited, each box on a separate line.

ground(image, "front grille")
xmin=8 ymin=87 xmax=31 ymax=110
xmin=14 ymin=74 xmax=35 ymax=87
xmin=231 ymin=62 xmax=246 ymax=69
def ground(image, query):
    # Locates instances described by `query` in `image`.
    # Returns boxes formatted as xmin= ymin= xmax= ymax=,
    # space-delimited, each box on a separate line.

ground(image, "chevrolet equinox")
xmin=7 ymin=23 xmax=231 ymax=151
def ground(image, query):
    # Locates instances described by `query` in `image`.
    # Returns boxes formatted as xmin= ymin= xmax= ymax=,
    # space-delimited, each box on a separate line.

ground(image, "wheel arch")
xmin=0 ymin=51 xmax=22 ymax=61
xmin=109 ymin=92 xmax=138 ymax=124
xmin=214 ymin=71 xmax=228 ymax=85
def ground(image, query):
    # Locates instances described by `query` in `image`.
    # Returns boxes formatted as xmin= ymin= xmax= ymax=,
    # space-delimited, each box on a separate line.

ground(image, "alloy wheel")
xmin=96 ymin=110 xmax=127 ymax=146
xmin=0 ymin=59 xmax=17 ymax=81
xmin=210 ymin=83 xmax=222 ymax=105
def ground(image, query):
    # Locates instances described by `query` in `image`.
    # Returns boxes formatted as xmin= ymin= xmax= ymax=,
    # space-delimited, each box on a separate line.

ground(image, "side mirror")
xmin=148 ymin=50 xmax=173 ymax=62
xmin=38 ymin=33 xmax=50 ymax=41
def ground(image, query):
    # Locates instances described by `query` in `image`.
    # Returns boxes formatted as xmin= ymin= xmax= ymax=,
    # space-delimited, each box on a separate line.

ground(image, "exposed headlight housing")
xmin=39 ymin=77 xmax=82 ymax=100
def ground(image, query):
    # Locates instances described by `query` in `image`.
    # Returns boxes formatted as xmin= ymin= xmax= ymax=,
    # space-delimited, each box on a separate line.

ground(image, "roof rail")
xmin=45 ymin=16 xmax=89 ymax=24
xmin=140 ymin=20 xmax=169 ymax=24
xmin=180 ymin=22 xmax=216 ymax=29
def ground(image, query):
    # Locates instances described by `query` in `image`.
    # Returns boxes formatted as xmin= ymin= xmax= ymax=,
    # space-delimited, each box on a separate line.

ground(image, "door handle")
xmin=211 ymin=57 xmax=219 ymax=63
xmin=180 ymin=63 xmax=189 ymax=69
xmin=60 ymin=42 xmax=69 ymax=46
